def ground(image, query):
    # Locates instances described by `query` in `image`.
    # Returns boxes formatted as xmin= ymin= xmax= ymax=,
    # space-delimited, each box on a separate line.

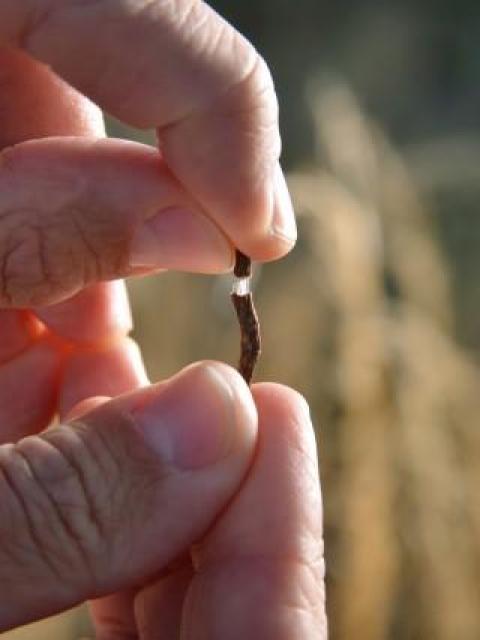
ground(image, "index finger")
xmin=186 ymin=383 xmax=327 ymax=638
xmin=0 ymin=0 xmax=296 ymax=260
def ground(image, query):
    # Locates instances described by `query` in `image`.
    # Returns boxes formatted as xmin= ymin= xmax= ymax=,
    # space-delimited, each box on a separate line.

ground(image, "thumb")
xmin=0 ymin=137 xmax=233 ymax=308
xmin=0 ymin=361 xmax=257 ymax=632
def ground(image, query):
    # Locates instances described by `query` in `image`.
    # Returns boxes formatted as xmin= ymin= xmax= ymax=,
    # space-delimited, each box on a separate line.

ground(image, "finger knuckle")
xmin=235 ymin=54 xmax=278 ymax=114
xmin=1 ymin=410 xmax=168 ymax=587
xmin=0 ymin=420 xmax=154 ymax=592
xmin=212 ymin=52 xmax=282 ymax=176
xmin=166 ymin=0 xmax=203 ymax=31
xmin=0 ymin=144 xmax=115 ymax=306
xmin=0 ymin=205 xmax=113 ymax=307
xmin=0 ymin=435 xmax=109 ymax=586
xmin=0 ymin=405 xmax=166 ymax=587
xmin=0 ymin=212 xmax=58 ymax=306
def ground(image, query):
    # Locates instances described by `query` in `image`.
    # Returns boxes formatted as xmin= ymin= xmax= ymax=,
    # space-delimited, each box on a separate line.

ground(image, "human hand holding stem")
xmin=0 ymin=1 xmax=326 ymax=637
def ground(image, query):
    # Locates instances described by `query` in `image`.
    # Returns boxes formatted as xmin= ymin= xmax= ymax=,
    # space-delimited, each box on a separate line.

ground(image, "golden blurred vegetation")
xmin=288 ymin=84 xmax=480 ymax=640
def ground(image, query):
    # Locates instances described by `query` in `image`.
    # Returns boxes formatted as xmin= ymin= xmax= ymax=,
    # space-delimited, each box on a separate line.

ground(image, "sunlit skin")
xmin=0 ymin=2 xmax=326 ymax=638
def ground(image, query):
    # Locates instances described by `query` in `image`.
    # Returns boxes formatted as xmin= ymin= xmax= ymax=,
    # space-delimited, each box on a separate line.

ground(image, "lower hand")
xmin=0 ymin=362 xmax=326 ymax=639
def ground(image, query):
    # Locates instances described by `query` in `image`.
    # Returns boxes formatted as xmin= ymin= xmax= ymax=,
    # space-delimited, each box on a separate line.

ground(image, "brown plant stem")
xmin=231 ymin=250 xmax=261 ymax=384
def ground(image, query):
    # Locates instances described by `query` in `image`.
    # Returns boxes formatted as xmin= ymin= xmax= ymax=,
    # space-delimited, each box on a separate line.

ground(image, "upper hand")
xmin=0 ymin=0 xmax=296 ymax=438
xmin=0 ymin=0 xmax=296 ymax=311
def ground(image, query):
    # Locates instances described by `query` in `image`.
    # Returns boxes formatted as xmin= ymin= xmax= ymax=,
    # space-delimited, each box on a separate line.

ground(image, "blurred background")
xmin=10 ymin=0 xmax=480 ymax=638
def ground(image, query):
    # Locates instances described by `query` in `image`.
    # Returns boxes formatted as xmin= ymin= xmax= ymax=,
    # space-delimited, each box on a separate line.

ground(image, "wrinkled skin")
xmin=0 ymin=2 xmax=326 ymax=638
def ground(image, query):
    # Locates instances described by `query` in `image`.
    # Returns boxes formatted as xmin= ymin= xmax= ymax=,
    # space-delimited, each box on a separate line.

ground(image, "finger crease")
xmin=15 ymin=447 xmax=96 ymax=573
xmin=43 ymin=436 xmax=105 ymax=550
xmin=0 ymin=455 xmax=63 ymax=581
xmin=158 ymin=49 xmax=262 ymax=134
xmin=71 ymin=212 xmax=102 ymax=283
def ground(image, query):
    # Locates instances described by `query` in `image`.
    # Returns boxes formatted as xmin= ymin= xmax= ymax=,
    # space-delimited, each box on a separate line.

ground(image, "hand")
xmin=0 ymin=0 xmax=296 ymax=440
xmin=0 ymin=1 xmax=326 ymax=637
xmin=0 ymin=362 xmax=326 ymax=638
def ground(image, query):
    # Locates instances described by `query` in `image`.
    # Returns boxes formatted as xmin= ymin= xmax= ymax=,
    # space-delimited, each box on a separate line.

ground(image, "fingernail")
xmin=270 ymin=164 xmax=297 ymax=244
xmin=129 ymin=208 xmax=233 ymax=272
xmin=133 ymin=364 xmax=237 ymax=470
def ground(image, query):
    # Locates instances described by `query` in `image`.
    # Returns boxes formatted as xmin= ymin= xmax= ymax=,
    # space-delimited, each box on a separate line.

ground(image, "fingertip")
xmin=142 ymin=361 xmax=258 ymax=468
xmin=234 ymin=164 xmax=297 ymax=263
xmin=269 ymin=163 xmax=297 ymax=245
xmin=199 ymin=361 xmax=258 ymax=454
xmin=251 ymin=382 xmax=318 ymax=474
xmin=129 ymin=361 xmax=258 ymax=471
xmin=181 ymin=380 xmax=325 ymax=639
xmin=243 ymin=231 xmax=296 ymax=264
xmin=251 ymin=382 xmax=312 ymax=428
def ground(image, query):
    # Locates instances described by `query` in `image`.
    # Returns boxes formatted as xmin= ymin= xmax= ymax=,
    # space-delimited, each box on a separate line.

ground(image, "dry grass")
xmin=289 ymin=84 xmax=480 ymax=639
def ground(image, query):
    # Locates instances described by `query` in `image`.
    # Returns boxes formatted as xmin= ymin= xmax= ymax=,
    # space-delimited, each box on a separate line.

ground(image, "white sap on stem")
xmin=231 ymin=276 xmax=251 ymax=296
